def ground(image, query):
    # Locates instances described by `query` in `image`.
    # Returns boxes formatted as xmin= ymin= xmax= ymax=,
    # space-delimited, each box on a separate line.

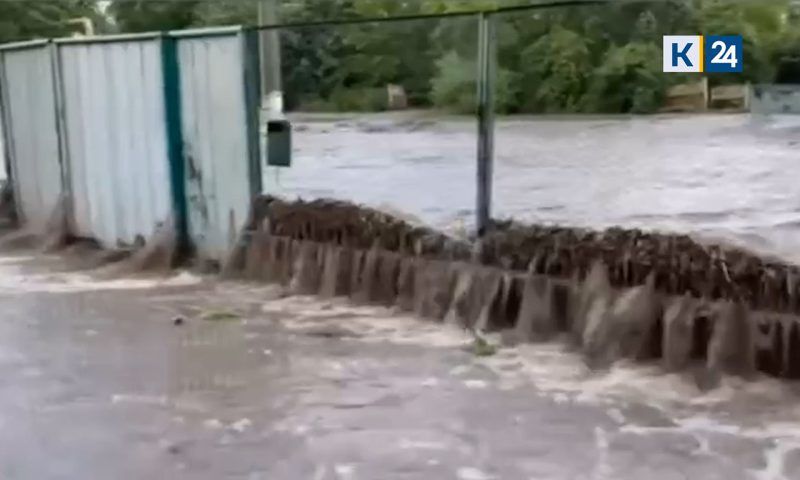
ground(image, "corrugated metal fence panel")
xmin=177 ymin=32 xmax=253 ymax=262
xmin=0 ymin=43 xmax=63 ymax=228
xmin=0 ymin=106 xmax=6 ymax=183
xmin=57 ymin=39 xmax=172 ymax=247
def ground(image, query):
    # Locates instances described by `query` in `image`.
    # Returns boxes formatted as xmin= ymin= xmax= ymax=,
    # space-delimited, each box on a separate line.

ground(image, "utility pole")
xmin=258 ymin=0 xmax=283 ymax=114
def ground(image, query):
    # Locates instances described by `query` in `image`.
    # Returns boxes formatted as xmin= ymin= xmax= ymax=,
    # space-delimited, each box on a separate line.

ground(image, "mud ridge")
xmin=224 ymin=195 xmax=800 ymax=382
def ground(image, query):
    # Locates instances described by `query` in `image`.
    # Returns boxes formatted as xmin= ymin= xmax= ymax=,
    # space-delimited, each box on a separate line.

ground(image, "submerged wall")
xmin=225 ymin=196 xmax=800 ymax=382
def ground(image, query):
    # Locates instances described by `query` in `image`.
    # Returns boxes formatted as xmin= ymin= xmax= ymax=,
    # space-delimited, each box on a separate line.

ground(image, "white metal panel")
xmin=178 ymin=33 xmax=252 ymax=262
xmin=0 ymin=108 xmax=6 ymax=183
xmin=0 ymin=44 xmax=63 ymax=228
xmin=57 ymin=39 xmax=172 ymax=247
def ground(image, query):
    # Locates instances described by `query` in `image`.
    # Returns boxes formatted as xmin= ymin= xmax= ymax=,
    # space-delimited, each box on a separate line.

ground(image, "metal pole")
xmin=476 ymin=12 xmax=496 ymax=236
xmin=258 ymin=0 xmax=282 ymax=110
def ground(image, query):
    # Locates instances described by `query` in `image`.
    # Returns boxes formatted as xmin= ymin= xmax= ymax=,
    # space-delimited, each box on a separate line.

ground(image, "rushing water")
xmin=267 ymin=113 xmax=800 ymax=262
xmin=1 ymin=253 xmax=799 ymax=479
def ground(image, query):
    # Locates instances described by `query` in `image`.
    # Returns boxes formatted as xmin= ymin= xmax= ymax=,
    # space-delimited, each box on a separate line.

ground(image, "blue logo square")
xmin=705 ymin=35 xmax=743 ymax=73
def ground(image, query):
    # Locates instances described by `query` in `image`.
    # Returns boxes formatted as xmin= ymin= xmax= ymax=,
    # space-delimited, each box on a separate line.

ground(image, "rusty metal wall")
xmin=0 ymin=41 xmax=64 ymax=229
xmin=175 ymin=28 xmax=261 ymax=263
xmin=56 ymin=35 xmax=173 ymax=247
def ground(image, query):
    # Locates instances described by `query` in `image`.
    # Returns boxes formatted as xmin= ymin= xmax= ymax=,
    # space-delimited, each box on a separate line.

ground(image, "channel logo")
xmin=663 ymin=35 xmax=743 ymax=73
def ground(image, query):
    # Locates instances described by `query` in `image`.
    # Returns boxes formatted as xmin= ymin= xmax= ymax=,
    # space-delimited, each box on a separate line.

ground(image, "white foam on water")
xmin=334 ymin=463 xmax=356 ymax=479
xmin=203 ymin=418 xmax=223 ymax=430
xmin=264 ymin=294 xmax=798 ymax=415
xmin=750 ymin=439 xmax=800 ymax=480
xmin=456 ymin=467 xmax=495 ymax=480
xmin=592 ymin=427 xmax=612 ymax=480
xmin=463 ymin=380 xmax=489 ymax=390
xmin=250 ymin=287 xmax=800 ymax=477
xmin=110 ymin=394 xmax=169 ymax=406
xmin=398 ymin=439 xmax=448 ymax=451
xmin=617 ymin=411 xmax=800 ymax=479
xmin=270 ymin=296 xmax=472 ymax=348
xmin=0 ymin=258 xmax=202 ymax=294
xmin=475 ymin=341 xmax=798 ymax=415
xmin=229 ymin=418 xmax=253 ymax=433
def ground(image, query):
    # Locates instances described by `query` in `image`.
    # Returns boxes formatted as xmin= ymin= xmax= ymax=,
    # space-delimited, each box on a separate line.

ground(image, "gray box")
xmin=266 ymin=119 xmax=292 ymax=167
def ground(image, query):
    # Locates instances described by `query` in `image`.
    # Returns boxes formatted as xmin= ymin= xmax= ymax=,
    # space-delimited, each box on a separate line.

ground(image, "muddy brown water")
xmin=268 ymin=113 xmax=800 ymax=262
xmin=4 ymin=113 xmax=800 ymax=478
xmin=1 ymin=252 xmax=800 ymax=479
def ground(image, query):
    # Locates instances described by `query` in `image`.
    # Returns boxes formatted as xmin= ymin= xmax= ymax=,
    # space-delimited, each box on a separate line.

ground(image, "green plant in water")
xmin=472 ymin=335 xmax=498 ymax=357
xmin=201 ymin=309 xmax=241 ymax=322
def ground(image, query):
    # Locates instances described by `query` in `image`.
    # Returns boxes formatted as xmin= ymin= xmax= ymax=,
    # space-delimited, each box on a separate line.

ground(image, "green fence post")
xmin=242 ymin=28 xmax=263 ymax=197
xmin=160 ymin=34 xmax=189 ymax=255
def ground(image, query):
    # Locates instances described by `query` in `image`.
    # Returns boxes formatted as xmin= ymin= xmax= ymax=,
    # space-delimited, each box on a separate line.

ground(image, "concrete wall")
xmin=662 ymin=78 xmax=708 ymax=113
xmin=709 ymin=84 xmax=750 ymax=111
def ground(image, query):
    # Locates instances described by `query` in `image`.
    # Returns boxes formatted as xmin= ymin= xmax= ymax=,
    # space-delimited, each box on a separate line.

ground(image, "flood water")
xmin=1 ymin=252 xmax=800 ymax=479
xmin=268 ymin=113 xmax=800 ymax=262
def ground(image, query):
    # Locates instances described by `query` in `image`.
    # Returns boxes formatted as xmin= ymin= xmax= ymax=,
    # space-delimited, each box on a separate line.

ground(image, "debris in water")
xmin=302 ymin=325 xmax=362 ymax=339
xmin=172 ymin=316 xmax=185 ymax=326
xmin=470 ymin=336 xmax=498 ymax=357
xmin=201 ymin=309 xmax=241 ymax=322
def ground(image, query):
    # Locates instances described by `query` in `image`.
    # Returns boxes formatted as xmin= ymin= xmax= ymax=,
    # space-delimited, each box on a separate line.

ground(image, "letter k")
xmin=672 ymin=43 xmax=692 ymax=67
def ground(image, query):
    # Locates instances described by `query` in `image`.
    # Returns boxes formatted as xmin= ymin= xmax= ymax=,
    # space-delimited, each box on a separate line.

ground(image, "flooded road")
xmin=271 ymin=113 xmax=800 ymax=261
xmin=2 ymin=252 xmax=800 ymax=479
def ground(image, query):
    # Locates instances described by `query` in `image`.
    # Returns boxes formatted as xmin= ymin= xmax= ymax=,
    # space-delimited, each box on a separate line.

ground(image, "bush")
xmin=329 ymin=87 xmax=388 ymax=112
xmin=582 ymin=42 xmax=667 ymax=113
xmin=518 ymin=26 xmax=592 ymax=113
xmin=430 ymin=51 xmax=520 ymax=114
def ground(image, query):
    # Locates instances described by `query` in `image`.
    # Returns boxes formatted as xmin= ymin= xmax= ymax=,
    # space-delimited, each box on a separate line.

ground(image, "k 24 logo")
xmin=663 ymin=35 xmax=743 ymax=73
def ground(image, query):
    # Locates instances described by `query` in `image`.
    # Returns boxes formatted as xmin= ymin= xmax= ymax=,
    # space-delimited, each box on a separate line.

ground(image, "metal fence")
xmin=175 ymin=27 xmax=261 ymax=262
xmin=0 ymin=27 xmax=261 ymax=263
xmin=258 ymin=13 xmax=483 ymax=235
xmin=0 ymin=40 xmax=63 ymax=230
xmin=1 ymin=1 xmax=794 ymax=263
xmin=0 ymin=101 xmax=6 ymax=185
xmin=57 ymin=33 xmax=172 ymax=247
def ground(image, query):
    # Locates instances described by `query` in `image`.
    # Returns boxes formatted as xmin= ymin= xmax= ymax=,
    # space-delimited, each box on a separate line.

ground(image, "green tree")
xmin=430 ymin=50 xmax=519 ymax=113
xmin=583 ymin=42 xmax=667 ymax=113
xmin=108 ymin=0 xmax=201 ymax=33
xmin=518 ymin=26 xmax=592 ymax=112
xmin=0 ymin=0 xmax=99 ymax=43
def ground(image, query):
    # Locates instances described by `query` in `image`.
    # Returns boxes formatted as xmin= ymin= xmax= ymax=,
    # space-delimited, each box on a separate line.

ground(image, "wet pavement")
xmin=2 ymin=252 xmax=800 ymax=479
xmin=271 ymin=113 xmax=800 ymax=262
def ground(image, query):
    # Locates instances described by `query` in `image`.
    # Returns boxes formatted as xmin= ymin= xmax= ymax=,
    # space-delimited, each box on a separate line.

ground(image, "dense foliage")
xmin=3 ymin=0 xmax=799 ymax=113
xmin=0 ymin=1 xmax=104 ymax=41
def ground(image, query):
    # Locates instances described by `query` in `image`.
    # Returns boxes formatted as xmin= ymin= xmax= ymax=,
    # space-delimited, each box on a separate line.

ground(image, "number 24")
xmin=711 ymin=41 xmax=738 ymax=68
